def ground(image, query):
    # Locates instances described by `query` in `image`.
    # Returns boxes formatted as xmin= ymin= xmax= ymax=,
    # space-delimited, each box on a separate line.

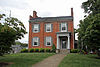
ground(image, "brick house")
xmin=28 ymin=8 xmax=74 ymax=53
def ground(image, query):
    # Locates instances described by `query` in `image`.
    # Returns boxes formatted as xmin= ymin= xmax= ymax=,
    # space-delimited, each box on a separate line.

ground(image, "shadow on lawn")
xmin=0 ymin=62 xmax=13 ymax=67
xmin=87 ymin=54 xmax=100 ymax=59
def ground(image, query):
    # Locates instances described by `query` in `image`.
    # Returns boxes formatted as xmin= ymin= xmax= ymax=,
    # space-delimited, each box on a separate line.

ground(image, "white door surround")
xmin=56 ymin=32 xmax=70 ymax=50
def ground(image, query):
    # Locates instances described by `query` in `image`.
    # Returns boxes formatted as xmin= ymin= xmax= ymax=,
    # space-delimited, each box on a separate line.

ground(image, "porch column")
xmin=67 ymin=35 xmax=70 ymax=49
xmin=57 ymin=36 xmax=59 ymax=49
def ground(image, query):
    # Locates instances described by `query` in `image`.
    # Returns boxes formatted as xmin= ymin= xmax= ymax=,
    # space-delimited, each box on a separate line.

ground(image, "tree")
xmin=82 ymin=0 xmax=100 ymax=15
xmin=77 ymin=0 xmax=100 ymax=53
xmin=0 ymin=14 xmax=27 ymax=56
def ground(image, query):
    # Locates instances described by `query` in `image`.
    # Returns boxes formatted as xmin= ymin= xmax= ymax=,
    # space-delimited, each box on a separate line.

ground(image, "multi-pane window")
xmin=33 ymin=24 xmax=39 ymax=33
xmin=46 ymin=24 xmax=52 ymax=32
xmin=61 ymin=23 xmax=67 ymax=32
xmin=32 ymin=37 xmax=39 ymax=46
xmin=45 ymin=37 xmax=52 ymax=46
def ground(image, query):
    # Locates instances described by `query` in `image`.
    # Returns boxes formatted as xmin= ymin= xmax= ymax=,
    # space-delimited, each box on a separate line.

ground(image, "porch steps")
xmin=59 ymin=49 xmax=70 ymax=54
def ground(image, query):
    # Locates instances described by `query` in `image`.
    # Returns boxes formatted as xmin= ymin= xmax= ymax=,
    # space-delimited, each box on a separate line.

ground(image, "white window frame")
xmin=46 ymin=24 xmax=51 ymax=32
xmin=33 ymin=37 xmax=39 ymax=46
xmin=61 ymin=23 xmax=67 ymax=32
xmin=33 ymin=24 xmax=39 ymax=33
xmin=46 ymin=37 xmax=52 ymax=46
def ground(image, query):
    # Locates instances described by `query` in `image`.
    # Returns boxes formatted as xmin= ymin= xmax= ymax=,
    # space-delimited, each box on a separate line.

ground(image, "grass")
xmin=0 ymin=53 xmax=55 ymax=67
xmin=59 ymin=53 xmax=100 ymax=67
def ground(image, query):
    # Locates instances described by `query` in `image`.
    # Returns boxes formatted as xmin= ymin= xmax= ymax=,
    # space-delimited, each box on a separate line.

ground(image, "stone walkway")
xmin=32 ymin=54 xmax=66 ymax=67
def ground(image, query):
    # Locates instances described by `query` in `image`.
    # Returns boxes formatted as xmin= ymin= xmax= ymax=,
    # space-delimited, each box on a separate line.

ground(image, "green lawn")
xmin=0 ymin=53 xmax=55 ymax=67
xmin=59 ymin=53 xmax=100 ymax=67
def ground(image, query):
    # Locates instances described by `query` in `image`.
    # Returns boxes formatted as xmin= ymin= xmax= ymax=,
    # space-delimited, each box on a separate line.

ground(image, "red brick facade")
xmin=28 ymin=8 xmax=74 ymax=50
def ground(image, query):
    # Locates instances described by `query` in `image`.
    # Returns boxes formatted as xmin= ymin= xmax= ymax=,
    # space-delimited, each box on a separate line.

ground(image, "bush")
xmin=21 ymin=48 xmax=28 ymax=53
xmin=45 ymin=48 xmax=50 ymax=52
xmin=29 ymin=48 xmax=34 ymax=52
xmin=52 ymin=44 xmax=56 ymax=52
xmin=34 ymin=48 xmax=39 ymax=52
xmin=70 ymin=49 xmax=79 ymax=53
xmin=39 ymin=48 xmax=45 ymax=52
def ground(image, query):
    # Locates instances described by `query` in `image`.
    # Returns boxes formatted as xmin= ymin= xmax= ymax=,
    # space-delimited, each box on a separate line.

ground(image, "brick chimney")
xmin=71 ymin=8 xmax=73 ymax=17
xmin=33 ymin=11 xmax=38 ymax=18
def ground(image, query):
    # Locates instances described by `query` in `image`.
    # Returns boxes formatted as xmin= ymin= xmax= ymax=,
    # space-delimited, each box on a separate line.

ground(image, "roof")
xmin=29 ymin=16 xmax=73 ymax=22
xmin=56 ymin=31 xmax=71 ymax=34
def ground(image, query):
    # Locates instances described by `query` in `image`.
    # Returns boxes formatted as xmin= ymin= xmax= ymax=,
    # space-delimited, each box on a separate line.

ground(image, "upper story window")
xmin=61 ymin=23 xmax=67 ymax=32
xmin=45 ymin=24 xmax=52 ymax=32
xmin=33 ymin=24 xmax=39 ymax=33
xmin=32 ymin=37 xmax=39 ymax=46
xmin=45 ymin=37 xmax=52 ymax=46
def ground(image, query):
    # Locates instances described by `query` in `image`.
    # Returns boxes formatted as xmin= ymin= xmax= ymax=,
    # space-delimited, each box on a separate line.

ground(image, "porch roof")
xmin=56 ymin=32 xmax=71 ymax=34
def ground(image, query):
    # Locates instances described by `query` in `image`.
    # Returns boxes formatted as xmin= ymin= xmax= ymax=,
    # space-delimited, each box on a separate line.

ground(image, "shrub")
xmin=70 ymin=49 xmax=79 ymax=53
xmin=39 ymin=48 xmax=45 ymax=52
xmin=52 ymin=44 xmax=56 ymax=53
xmin=21 ymin=48 xmax=28 ymax=53
xmin=29 ymin=48 xmax=34 ymax=52
xmin=45 ymin=48 xmax=50 ymax=52
xmin=34 ymin=48 xmax=39 ymax=52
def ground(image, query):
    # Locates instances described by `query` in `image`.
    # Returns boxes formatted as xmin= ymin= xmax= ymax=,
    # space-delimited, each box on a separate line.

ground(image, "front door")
xmin=61 ymin=39 xmax=67 ymax=49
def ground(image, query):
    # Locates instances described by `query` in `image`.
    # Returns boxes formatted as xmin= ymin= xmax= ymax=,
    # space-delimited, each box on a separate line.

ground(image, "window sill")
xmin=45 ymin=45 xmax=52 ymax=46
xmin=46 ymin=31 xmax=52 ymax=32
xmin=33 ymin=32 xmax=39 ymax=33
xmin=32 ymin=45 xmax=39 ymax=46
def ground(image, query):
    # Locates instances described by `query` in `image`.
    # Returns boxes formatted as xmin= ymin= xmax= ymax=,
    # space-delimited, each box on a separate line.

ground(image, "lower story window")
xmin=45 ymin=37 xmax=52 ymax=46
xmin=32 ymin=37 xmax=39 ymax=46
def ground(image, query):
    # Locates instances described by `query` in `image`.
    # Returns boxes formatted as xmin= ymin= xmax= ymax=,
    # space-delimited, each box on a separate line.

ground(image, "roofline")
xmin=29 ymin=16 xmax=73 ymax=23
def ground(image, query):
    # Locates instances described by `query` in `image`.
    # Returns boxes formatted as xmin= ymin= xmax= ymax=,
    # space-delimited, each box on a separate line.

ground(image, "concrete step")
xmin=59 ymin=49 xmax=70 ymax=54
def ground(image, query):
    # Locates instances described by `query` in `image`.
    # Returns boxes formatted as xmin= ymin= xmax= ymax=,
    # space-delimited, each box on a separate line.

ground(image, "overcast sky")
xmin=0 ymin=0 xmax=87 ymax=43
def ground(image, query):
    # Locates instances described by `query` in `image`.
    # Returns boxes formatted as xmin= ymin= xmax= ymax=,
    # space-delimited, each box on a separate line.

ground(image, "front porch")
xmin=56 ymin=32 xmax=71 ymax=53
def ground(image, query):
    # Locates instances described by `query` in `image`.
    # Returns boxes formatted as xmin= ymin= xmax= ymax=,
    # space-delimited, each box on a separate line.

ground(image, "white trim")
xmin=57 ymin=33 xmax=70 ymax=49
xmin=67 ymin=35 xmax=70 ymax=49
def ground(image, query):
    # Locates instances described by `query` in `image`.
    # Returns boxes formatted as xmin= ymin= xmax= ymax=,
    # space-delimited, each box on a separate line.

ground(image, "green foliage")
xmin=45 ymin=48 xmax=51 ymax=52
xmin=59 ymin=54 xmax=100 ymax=67
xmin=21 ymin=49 xmax=28 ymax=53
xmin=29 ymin=48 xmax=34 ymax=52
xmin=52 ymin=44 xmax=56 ymax=52
xmin=70 ymin=49 xmax=79 ymax=53
xmin=39 ymin=48 xmax=45 ymax=52
xmin=77 ymin=14 xmax=100 ymax=52
xmin=0 ymin=53 xmax=54 ymax=67
xmin=77 ymin=0 xmax=100 ymax=53
xmin=82 ymin=0 xmax=100 ymax=15
xmin=34 ymin=48 xmax=39 ymax=52
xmin=0 ymin=14 xmax=27 ymax=56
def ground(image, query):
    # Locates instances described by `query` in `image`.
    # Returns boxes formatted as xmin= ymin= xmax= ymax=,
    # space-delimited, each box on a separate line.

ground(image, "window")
xmin=32 ymin=37 xmax=39 ymax=46
xmin=33 ymin=24 xmax=39 ymax=33
xmin=46 ymin=24 xmax=52 ymax=32
xmin=61 ymin=23 xmax=67 ymax=32
xmin=45 ymin=37 xmax=52 ymax=46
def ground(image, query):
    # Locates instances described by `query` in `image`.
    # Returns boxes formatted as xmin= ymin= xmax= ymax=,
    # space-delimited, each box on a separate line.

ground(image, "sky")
xmin=0 ymin=0 xmax=87 ymax=43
